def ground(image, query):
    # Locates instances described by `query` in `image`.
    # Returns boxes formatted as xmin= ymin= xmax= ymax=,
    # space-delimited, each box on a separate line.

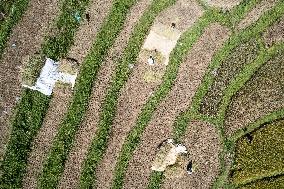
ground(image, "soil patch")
xmin=57 ymin=1 xmax=151 ymax=188
xmin=202 ymin=0 xmax=241 ymax=10
xmin=264 ymin=16 xmax=284 ymax=47
xmin=67 ymin=0 xmax=113 ymax=63
xmin=162 ymin=120 xmax=221 ymax=189
xmin=0 ymin=0 xmax=60 ymax=161
xmin=237 ymin=0 xmax=278 ymax=30
xmin=22 ymin=85 xmax=72 ymax=189
xmin=94 ymin=1 xmax=204 ymax=188
xmin=200 ymin=39 xmax=259 ymax=116
xmin=224 ymin=51 xmax=284 ymax=137
xmin=123 ymin=23 xmax=230 ymax=189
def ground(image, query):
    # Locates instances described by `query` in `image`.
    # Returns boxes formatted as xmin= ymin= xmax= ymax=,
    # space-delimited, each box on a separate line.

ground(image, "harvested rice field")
xmin=1 ymin=0 xmax=284 ymax=189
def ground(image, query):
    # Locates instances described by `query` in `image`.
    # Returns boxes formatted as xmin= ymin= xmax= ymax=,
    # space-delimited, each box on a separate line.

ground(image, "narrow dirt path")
xmin=264 ymin=16 xmax=284 ymax=47
xmin=123 ymin=23 xmax=230 ymax=189
xmin=237 ymin=0 xmax=278 ymax=30
xmin=203 ymin=0 xmax=241 ymax=10
xmin=95 ymin=1 xmax=204 ymax=188
xmin=67 ymin=0 xmax=113 ymax=63
xmin=22 ymin=0 xmax=113 ymax=188
xmin=162 ymin=120 xmax=221 ymax=189
xmin=57 ymin=1 xmax=151 ymax=188
xmin=0 ymin=0 xmax=60 ymax=162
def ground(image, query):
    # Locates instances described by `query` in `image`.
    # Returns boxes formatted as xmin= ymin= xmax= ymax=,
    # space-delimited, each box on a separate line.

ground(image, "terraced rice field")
xmin=0 ymin=0 xmax=284 ymax=188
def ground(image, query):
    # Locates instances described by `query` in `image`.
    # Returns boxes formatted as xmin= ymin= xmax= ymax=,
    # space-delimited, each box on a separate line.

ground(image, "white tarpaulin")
xmin=23 ymin=58 xmax=77 ymax=96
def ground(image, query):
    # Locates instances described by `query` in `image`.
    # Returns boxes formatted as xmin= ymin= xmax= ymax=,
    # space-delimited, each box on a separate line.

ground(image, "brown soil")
xmin=200 ymin=39 xmax=259 ymax=117
xmin=67 ymin=0 xmax=113 ymax=63
xmin=203 ymin=0 xmax=241 ymax=10
xmin=0 ymin=0 xmax=60 ymax=161
xmin=22 ymin=85 xmax=72 ymax=189
xmin=57 ymin=1 xmax=151 ymax=188
xmin=95 ymin=1 xmax=204 ymax=188
xmin=237 ymin=0 xmax=277 ymax=30
xmin=123 ymin=23 xmax=230 ymax=189
xmin=162 ymin=120 xmax=221 ymax=189
xmin=264 ymin=16 xmax=284 ymax=47
xmin=224 ymin=52 xmax=284 ymax=137
xmin=22 ymin=0 xmax=113 ymax=188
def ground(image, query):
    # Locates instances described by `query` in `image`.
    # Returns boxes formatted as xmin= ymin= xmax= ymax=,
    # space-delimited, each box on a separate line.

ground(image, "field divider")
xmin=229 ymin=108 xmax=284 ymax=143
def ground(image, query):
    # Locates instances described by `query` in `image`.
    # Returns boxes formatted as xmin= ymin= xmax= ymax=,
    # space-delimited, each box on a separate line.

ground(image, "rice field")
xmin=0 ymin=0 xmax=284 ymax=188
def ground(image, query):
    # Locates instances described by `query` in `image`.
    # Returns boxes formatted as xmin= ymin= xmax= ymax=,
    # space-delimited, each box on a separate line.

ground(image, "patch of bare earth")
xmin=224 ymin=52 xmax=284 ymax=137
xmin=123 ymin=23 xmax=230 ymax=189
xmin=162 ymin=120 xmax=221 ymax=189
xmin=0 ymin=0 xmax=60 ymax=161
xmin=94 ymin=1 xmax=204 ymax=189
xmin=67 ymin=0 xmax=113 ymax=63
xmin=264 ymin=16 xmax=284 ymax=47
xmin=22 ymin=86 xmax=72 ymax=189
xmin=237 ymin=0 xmax=278 ymax=30
xmin=22 ymin=0 xmax=113 ymax=188
xmin=202 ymin=0 xmax=241 ymax=10
xmin=57 ymin=1 xmax=151 ymax=188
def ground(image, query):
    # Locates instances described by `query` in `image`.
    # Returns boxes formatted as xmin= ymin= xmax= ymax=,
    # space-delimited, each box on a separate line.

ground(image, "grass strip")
xmin=111 ymin=11 xmax=212 ymax=189
xmin=147 ymin=171 xmax=165 ymax=189
xmin=78 ymin=0 xmax=177 ymax=188
xmin=38 ymin=0 xmax=140 ymax=188
xmin=0 ymin=0 xmax=29 ymax=58
xmin=229 ymin=108 xmax=284 ymax=142
xmin=0 ymin=0 xmax=92 ymax=188
xmin=0 ymin=90 xmax=50 ymax=189
xmin=239 ymin=173 xmax=284 ymax=189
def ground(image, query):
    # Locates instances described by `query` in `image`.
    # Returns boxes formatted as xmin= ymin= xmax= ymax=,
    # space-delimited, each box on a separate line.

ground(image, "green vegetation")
xmin=0 ymin=0 xmax=92 ymax=188
xmin=0 ymin=0 xmax=29 ymax=58
xmin=147 ymin=171 xmax=165 ymax=189
xmin=0 ymin=90 xmax=50 ymax=189
xmin=20 ymin=54 xmax=45 ymax=86
xmin=230 ymin=119 xmax=284 ymax=186
xmin=78 ymin=0 xmax=176 ymax=188
xmin=200 ymin=39 xmax=260 ymax=116
xmin=240 ymin=174 xmax=284 ymax=189
xmin=39 ymin=0 xmax=140 ymax=188
xmin=230 ymin=108 xmax=284 ymax=142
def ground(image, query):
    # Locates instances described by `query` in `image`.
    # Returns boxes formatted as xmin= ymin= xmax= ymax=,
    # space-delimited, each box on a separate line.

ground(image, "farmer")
xmin=148 ymin=55 xmax=155 ymax=65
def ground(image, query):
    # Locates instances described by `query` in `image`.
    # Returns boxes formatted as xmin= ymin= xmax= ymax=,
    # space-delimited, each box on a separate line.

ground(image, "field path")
xmin=67 ymin=0 xmax=113 ymax=63
xmin=162 ymin=120 xmax=221 ymax=189
xmin=94 ymin=0 xmax=204 ymax=188
xmin=203 ymin=0 xmax=241 ymax=10
xmin=237 ymin=0 xmax=278 ymax=30
xmin=22 ymin=0 xmax=113 ymax=188
xmin=57 ymin=1 xmax=151 ymax=188
xmin=123 ymin=23 xmax=230 ymax=189
xmin=0 ymin=0 xmax=60 ymax=161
